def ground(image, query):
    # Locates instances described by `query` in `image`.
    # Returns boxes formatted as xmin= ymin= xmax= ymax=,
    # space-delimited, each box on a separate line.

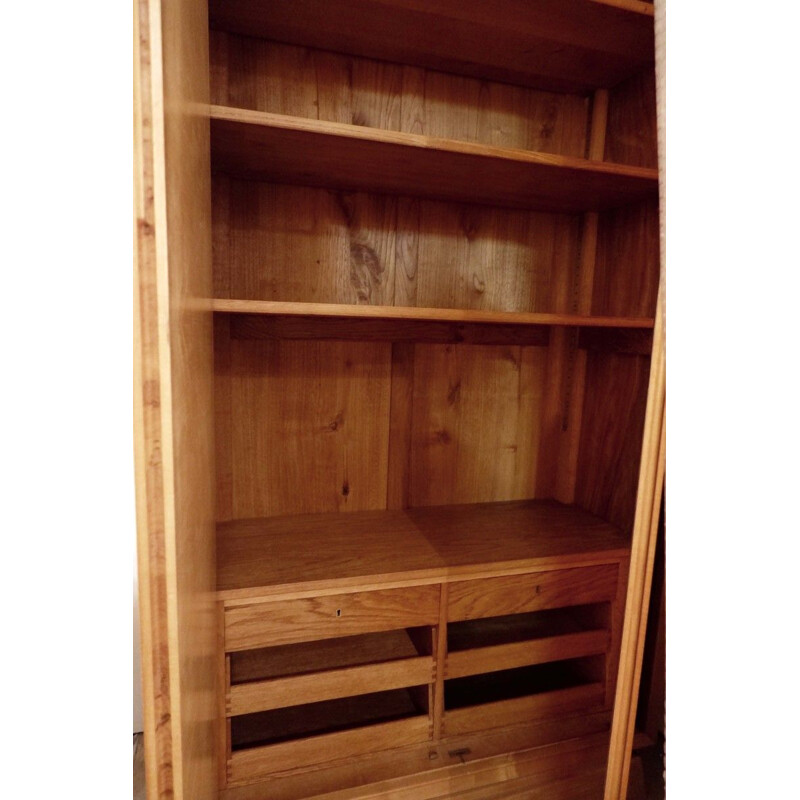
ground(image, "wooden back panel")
xmin=210 ymin=33 xmax=590 ymax=156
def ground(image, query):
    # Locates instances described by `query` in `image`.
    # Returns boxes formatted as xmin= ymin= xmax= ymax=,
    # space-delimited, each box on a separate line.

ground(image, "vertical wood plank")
xmin=409 ymin=344 xmax=546 ymax=506
xmin=605 ymin=5 xmax=666 ymax=794
xmin=537 ymin=89 xmax=606 ymax=503
xmin=386 ymin=343 xmax=415 ymax=510
xmin=228 ymin=340 xmax=392 ymax=518
xmin=432 ymin=584 xmax=448 ymax=740
xmin=134 ymin=0 xmax=217 ymax=797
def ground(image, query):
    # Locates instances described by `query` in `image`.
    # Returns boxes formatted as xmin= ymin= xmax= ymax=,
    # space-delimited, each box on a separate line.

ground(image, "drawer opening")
xmin=444 ymin=655 xmax=604 ymax=711
xmin=447 ymin=603 xmax=610 ymax=652
xmin=231 ymin=686 xmax=430 ymax=750
xmin=230 ymin=627 xmax=433 ymax=685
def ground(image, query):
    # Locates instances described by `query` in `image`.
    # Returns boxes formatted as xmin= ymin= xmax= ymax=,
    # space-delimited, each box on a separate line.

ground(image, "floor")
xmin=133 ymin=734 xmax=146 ymax=800
xmin=132 ymin=733 xmax=666 ymax=799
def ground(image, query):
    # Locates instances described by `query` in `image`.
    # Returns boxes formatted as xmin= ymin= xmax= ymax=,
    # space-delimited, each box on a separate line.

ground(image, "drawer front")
xmin=225 ymin=585 xmax=440 ymax=652
xmin=228 ymin=716 xmax=430 ymax=784
xmin=442 ymin=683 xmax=604 ymax=738
xmin=447 ymin=564 xmax=619 ymax=622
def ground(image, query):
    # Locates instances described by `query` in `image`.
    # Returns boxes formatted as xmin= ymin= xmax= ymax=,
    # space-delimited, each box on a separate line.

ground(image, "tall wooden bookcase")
xmin=134 ymin=1 xmax=665 ymax=798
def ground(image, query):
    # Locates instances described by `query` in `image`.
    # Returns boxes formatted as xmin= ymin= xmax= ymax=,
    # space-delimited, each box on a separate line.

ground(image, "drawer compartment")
xmin=447 ymin=564 xmax=618 ymax=622
xmin=228 ymin=628 xmax=435 ymax=715
xmin=446 ymin=604 xmax=610 ymax=679
xmin=224 ymin=585 xmax=440 ymax=651
xmin=228 ymin=687 xmax=430 ymax=782
xmin=442 ymin=656 xmax=605 ymax=737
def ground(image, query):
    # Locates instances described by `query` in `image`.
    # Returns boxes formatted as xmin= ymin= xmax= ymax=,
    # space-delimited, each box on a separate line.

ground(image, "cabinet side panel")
xmin=135 ymin=0 xmax=217 ymax=798
xmin=574 ymin=353 xmax=650 ymax=535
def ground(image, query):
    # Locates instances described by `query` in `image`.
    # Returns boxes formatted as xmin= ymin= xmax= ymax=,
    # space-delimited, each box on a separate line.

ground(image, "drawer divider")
xmin=229 ymin=655 xmax=434 ymax=716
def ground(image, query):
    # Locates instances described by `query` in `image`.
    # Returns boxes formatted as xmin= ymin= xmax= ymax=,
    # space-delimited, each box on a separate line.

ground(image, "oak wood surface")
xmin=229 ymin=628 xmax=428 ymax=683
xmin=229 ymin=656 xmax=434 ymax=716
xmin=225 ymin=586 xmax=440 ymax=651
xmin=447 ymin=564 xmax=619 ymax=622
xmin=446 ymin=630 xmax=609 ymax=680
xmin=443 ymin=683 xmax=604 ymax=737
xmin=219 ymin=721 xmax=612 ymax=800
xmin=210 ymin=107 xmax=658 ymax=213
xmin=134 ymin=0 xmax=217 ymax=797
xmin=216 ymin=500 xmax=629 ymax=600
xmin=213 ymin=299 xmax=655 ymax=329
xmin=208 ymin=0 xmax=655 ymax=93
xmin=221 ymin=339 xmax=392 ymax=520
xmin=229 ymin=716 xmax=431 ymax=784
xmin=605 ymin=6 xmax=666 ymax=794
xmin=210 ymin=33 xmax=590 ymax=157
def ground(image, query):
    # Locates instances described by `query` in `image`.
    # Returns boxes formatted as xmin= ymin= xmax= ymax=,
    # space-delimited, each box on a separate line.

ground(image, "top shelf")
xmin=210 ymin=106 xmax=658 ymax=214
xmin=209 ymin=0 xmax=655 ymax=94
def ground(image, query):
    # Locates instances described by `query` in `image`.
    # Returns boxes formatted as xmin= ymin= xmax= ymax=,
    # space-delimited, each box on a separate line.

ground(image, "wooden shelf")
xmin=209 ymin=0 xmax=655 ymax=94
xmin=216 ymin=499 xmax=630 ymax=600
xmin=212 ymin=299 xmax=655 ymax=329
xmin=210 ymin=107 xmax=658 ymax=213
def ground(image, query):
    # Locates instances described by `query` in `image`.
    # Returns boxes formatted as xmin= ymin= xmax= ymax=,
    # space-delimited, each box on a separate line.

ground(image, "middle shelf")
xmin=210 ymin=105 xmax=658 ymax=213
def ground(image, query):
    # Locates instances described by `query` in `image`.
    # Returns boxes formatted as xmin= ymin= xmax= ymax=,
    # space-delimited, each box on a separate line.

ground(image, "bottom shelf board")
xmin=217 ymin=499 xmax=630 ymax=599
xmin=222 ymin=720 xmax=612 ymax=798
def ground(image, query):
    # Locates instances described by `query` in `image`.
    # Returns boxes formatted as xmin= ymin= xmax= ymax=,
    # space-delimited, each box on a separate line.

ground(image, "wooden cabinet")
xmin=135 ymin=1 xmax=665 ymax=798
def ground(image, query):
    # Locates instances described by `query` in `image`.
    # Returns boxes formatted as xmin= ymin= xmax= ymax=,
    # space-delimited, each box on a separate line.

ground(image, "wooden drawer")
xmin=443 ymin=683 xmax=604 ymax=738
xmin=447 ymin=564 xmax=619 ymax=622
xmin=225 ymin=585 xmax=440 ymax=652
xmin=229 ymin=716 xmax=430 ymax=784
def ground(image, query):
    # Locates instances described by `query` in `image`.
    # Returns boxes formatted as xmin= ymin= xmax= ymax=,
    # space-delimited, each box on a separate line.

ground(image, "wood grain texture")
xmin=593 ymin=200 xmax=660 ymax=319
xmin=575 ymin=352 xmax=651 ymax=534
xmin=208 ymin=0 xmax=655 ymax=93
xmin=212 ymin=177 xmax=618 ymax=323
xmin=443 ymin=683 xmax=605 ymax=737
xmin=536 ymin=88 xmax=609 ymax=509
xmin=229 ymin=716 xmax=431 ymax=784
xmin=216 ymin=500 xmax=629 ymax=600
xmin=213 ymin=299 xmax=654 ymax=328
xmin=229 ymin=629 xmax=429 ymax=683
xmin=227 ymin=313 xmax=553 ymax=346
xmin=225 ymin=586 xmax=441 ymax=651
xmin=134 ymin=0 xmax=217 ymax=797
xmin=229 ymin=657 xmax=434 ymax=715
xmin=409 ymin=344 xmax=546 ymax=506
xmin=605 ymin=8 xmax=666 ymax=794
xmin=447 ymin=565 xmax=619 ymax=622
xmin=219 ymin=720 xmax=612 ymax=800
xmin=446 ymin=631 xmax=609 ymax=680
xmin=604 ymin=70 xmax=658 ymax=169
xmin=220 ymin=339 xmax=392 ymax=520
xmin=210 ymin=33 xmax=590 ymax=157
xmin=210 ymin=107 xmax=658 ymax=213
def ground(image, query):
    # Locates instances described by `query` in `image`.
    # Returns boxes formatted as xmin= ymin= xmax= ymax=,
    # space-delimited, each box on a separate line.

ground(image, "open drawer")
xmin=442 ymin=656 xmax=605 ymax=738
xmin=446 ymin=604 xmax=610 ymax=680
xmin=228 ymin=687 xmax=432 ymax=783
xmin=227 ymin=627 xmax=435 ymax=715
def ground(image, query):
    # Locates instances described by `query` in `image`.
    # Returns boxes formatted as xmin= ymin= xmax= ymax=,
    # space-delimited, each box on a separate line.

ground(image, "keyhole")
xmin=336 ymin=609 xmax=342 ymax=617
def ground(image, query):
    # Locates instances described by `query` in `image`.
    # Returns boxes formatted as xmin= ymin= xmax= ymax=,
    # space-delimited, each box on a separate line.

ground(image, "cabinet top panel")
xmin=209 ymin=0 xmax=655 ymax=94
